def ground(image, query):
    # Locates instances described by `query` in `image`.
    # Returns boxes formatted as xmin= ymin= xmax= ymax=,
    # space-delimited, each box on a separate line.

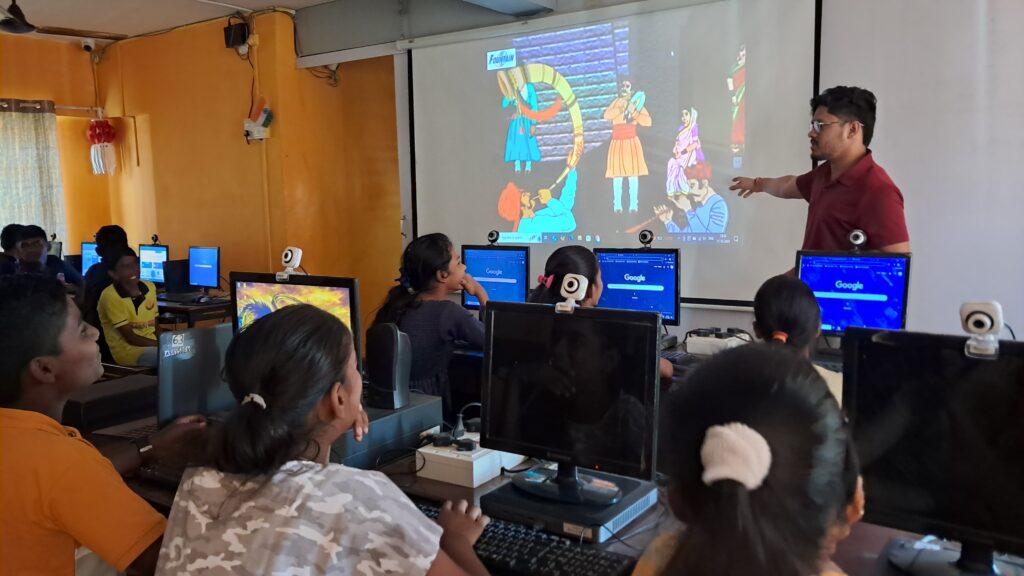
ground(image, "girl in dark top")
xmin=372 ymin=233 xmax=489 ymax=411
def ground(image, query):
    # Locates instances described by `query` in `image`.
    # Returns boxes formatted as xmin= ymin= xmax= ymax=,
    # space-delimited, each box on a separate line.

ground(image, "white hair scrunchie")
xmin=241 ymin=393 xmax=267 ymax=410
xmin=700 ymin=422 xmax=772 ymax=491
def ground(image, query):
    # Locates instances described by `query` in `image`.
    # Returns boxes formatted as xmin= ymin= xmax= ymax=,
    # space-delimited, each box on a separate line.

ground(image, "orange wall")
xmin=56 ymin=117 xmax=112 ymax=245
xmin=0 ymin=34 xmax=95 ymax=106
xmin=93 ymin=13 xmax=401 ymax=338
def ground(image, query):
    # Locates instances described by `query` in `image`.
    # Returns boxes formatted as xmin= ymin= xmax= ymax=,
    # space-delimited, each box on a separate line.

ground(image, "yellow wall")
xmin=56 ymin=117 xmax=112 ymax=245
xmin=2 ymin=17 xmax=402 ymax=342
xmin=0 ymin=34 xmax=95 ymax=106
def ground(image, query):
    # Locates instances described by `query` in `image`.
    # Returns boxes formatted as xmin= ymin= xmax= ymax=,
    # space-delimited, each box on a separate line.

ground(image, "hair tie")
xmin=771 ymin=331 xmax=789 ymax=344
xmin=701 ymin=422 xmax=772 ymax=491
xmin=395 ymin=267 xmax=416 ymax=295
xmin=242 ymin=393 xmax=267 ymax=410
xmin=537 ymin=274 xmax=555 ymax=289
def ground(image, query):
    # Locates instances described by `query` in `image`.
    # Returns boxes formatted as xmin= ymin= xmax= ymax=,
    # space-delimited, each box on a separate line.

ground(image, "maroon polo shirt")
xmin=794 ymin=151 xmax=909 ymax=251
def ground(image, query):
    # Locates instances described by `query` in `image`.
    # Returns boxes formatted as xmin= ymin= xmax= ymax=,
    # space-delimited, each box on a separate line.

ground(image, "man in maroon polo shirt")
xmin=729 ymin=86 xmax=910 ymax=252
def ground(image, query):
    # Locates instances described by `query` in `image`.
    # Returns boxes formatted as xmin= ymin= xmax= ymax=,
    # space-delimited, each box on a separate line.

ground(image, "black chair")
xmin=364 ymin=323 xmax=411 ymax=410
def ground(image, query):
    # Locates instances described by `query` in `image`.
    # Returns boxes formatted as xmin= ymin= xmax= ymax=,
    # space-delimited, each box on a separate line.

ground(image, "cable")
xmin=298 ymin=265 xmax=308 ymax=275
xmin=1006 ymin=322 xmax=1017 ymax=341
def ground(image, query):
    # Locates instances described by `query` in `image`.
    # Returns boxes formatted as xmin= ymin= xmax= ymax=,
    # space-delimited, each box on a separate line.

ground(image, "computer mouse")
xmin=195 ymin=296 xmax=212 ymax=304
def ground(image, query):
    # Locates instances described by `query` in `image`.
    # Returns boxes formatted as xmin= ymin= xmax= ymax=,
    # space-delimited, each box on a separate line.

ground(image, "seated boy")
xmin=14 ymin=225 xmax=84 ymax=295
xmin=97 ymin=246 xmax=159 ymax=367
xmin=0 ymin=275 xmax=206 ymax=574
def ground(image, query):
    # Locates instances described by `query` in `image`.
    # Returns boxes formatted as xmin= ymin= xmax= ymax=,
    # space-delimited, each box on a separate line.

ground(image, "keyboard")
xmin=416 ymin=503 xmax=636 ymax=576
xmin=93 ymin=417 xmax=159 ymax=441
xmin=660 ymin=349 xmax=698 ymax=365
xmin=158 ymin=292 xmax=202 ymax=303
xmin=814 ymin=358 xmax=843 ymax=373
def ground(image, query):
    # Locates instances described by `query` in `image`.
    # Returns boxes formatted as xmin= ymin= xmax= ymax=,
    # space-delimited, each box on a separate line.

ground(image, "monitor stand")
xmin=886 ymin=537 xmax=1022 ymax=576
xmin=510 ymin=463 xmax=623 ymax=506
xmin=660 ymin=332 xmax=679 ymax=350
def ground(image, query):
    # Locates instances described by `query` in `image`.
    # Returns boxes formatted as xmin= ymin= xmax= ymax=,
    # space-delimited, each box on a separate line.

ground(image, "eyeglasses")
xmin=809 ymin=120 xmax=843 ymax=133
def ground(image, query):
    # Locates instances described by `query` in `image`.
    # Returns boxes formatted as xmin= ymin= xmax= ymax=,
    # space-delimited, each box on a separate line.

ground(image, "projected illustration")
xmin=604 ymin=80 xmax=652 ymax=214
xmin=478 ymin=17 xmax=746 ymax=245
xmin=666 ymin=107 xmax=704 ymax=196
xmin=728 ymin=45 xmax=746 ymax=163
xmin=235 ymin=282 xmax=352 ymax=332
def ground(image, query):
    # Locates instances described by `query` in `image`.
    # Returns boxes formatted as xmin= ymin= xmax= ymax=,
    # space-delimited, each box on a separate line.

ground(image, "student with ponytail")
xmin=157 ymin=305 xmax=490 ymax=576
xmin=372 ymin=233 xmax=489 ymax=414
xmin=632 ymin=345 xmax=865 ymax=576
xmin=752 ymin=274 xmax=842 ymax=403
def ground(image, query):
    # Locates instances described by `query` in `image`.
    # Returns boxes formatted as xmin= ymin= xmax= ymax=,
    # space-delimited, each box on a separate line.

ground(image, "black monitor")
xmin=481 ymin=302 xmax=660 ymax=505
xmin=796 ymin=251 xmax=910 ymax=336
xmin=138 ymin=244 xmax=169 ymax=285
xmin=157 ymin=323 xmax=235 ymax=426
xmin=188 ymin=246 xmax=220 ymax=289
xmin=594 ymin=248 xmax=681 ymax=326
xmin=461 ymin=245 xmax=530 ymax=310
xmin=844 ymin=327 xmax=1024 ymax=573
xmin=230 ymin=272 xmax=361 ymax=370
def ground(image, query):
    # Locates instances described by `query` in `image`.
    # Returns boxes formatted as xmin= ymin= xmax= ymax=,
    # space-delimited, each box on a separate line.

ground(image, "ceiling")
xmin=1 ymin=0 xmax=330 ymax=39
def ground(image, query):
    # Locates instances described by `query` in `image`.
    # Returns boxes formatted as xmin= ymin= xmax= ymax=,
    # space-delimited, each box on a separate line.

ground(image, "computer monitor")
xmin=157 ymin=323 xmax=235 ymax=427
xmin=796 ymin=251 xmax=910 ymax=335
xmin=49 ymin=241 xmax=62 ymax=259
xmin=138 ymin=244 xmax=169 ymax=284
xmin=482 ymin=302 xmax=660 ymax=504
xmin=188 ymin=246 xmax=220 ymax=289
xmin=461 ymin=245 xmax=530 ymax=310
xmin=81 ymin=242 xmax=100 ymax=273
xmin=230 ymin=272 xmax=361 ymax=370
xmin=594 ymin=248 xmax=681 ymax=326
xmin=844 ymin=327 xmax=1024 ymax=573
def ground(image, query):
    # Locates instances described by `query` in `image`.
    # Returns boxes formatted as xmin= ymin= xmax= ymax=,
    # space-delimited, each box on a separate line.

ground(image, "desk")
xmin=157 ymin=300 xmax=231 ymax=328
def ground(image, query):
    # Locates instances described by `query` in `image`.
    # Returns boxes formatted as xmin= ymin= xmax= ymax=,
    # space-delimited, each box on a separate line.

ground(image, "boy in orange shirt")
xmin=0 ymin=275 xmax=205 ymax=575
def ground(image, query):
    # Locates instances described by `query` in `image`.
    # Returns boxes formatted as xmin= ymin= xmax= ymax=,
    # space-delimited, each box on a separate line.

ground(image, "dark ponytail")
xmin=211 ymin=304 xmax=353 ymax=475
xmin=664 ymin=345 xmax=850 ymax=576
xmin=753 ymin=274 xmax=821 ymax=353
xmin=373 ymin=233 xmax=453 ymax=326
xmin=528 ymin=245 xmax=600 ymax=305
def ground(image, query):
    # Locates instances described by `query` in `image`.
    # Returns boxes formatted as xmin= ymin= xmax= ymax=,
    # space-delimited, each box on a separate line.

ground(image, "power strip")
xmin=686 ymin=335 xmax=747 ymax=356
xmin=417 ymin=433 xmax=526 ymax=488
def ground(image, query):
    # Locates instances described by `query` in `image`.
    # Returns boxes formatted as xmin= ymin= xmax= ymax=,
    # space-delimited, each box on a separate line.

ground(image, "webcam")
xmin=961 ymin=301 xmax=1003 ymax=359
xmin=487 ymin=230 xmax=500 ymax=245
xmin=848 ymin=229 xmax=867 ymax=251
xmin=639 ymin=229 xmax=653 ymax=248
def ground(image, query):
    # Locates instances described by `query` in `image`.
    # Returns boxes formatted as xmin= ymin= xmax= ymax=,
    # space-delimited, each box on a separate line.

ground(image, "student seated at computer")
xmin=98 ymin=246 xmax=159 ymax=368
xmin=84 ymin=224 xmax=130 ymax=328
xmin=157 ymin=304 xmax=490 ymax=576
xmin=632 ymin=345 xmax=865 ymax=576
xmin=0 ymin=275 xmax=207 ymax=575
xmin=14 ymin=225 xmax=84 ymax=296
xmin=529 ymin=245 xmax=674 ymax=382
xmin=0 ymin=223 xmax=23 ymax=275
xmin=372 ymin=233 xmax=489 ymax=413
xmin=753 ymin=274 xmax=842 ymax=404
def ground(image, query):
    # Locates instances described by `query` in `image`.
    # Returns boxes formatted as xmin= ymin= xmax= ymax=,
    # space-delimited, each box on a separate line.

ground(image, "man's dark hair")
xmin=811 ymin=86 xmax=877 ymax=146
xmin=95 ymin=225 xmax=128 ymax=261
xmin=19 ymin=225 xmax=47 ymax=242
xmin=1 ymin=224 xmax=24 ymax=251
xmin=0 ymin=275 xmax=69 ymax=406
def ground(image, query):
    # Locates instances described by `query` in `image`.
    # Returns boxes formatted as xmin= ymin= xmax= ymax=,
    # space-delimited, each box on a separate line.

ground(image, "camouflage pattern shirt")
xmin=156 ymin=461 xmax=443 ymax=575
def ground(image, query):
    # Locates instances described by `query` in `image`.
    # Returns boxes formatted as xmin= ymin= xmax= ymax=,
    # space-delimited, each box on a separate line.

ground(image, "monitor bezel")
xmin=188 ymin=245 xmax=221 ymax=289
xmin=795 ymin=250 xmax=911 ymax=336
xmin=229 ymin=272 xmax=362 ymax=371
xmin=480 ymin=301 xmax=661 ymax=481
xmin=138 ymin=243 xmax=169 ymax=285
xmin=843 ymin=327 xmax=1024 ymax=557
xmin=460 ymin=244 xmax=531 ymax=310
xmin=593 ymin=247 xmax=681 ymax=326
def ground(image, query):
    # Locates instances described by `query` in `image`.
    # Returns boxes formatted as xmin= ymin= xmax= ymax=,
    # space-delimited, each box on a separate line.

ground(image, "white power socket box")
xmin=686 ymin=335 xmax=747 ymax=356
xmin=417 ymin=433 xmax=526 ymax=488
